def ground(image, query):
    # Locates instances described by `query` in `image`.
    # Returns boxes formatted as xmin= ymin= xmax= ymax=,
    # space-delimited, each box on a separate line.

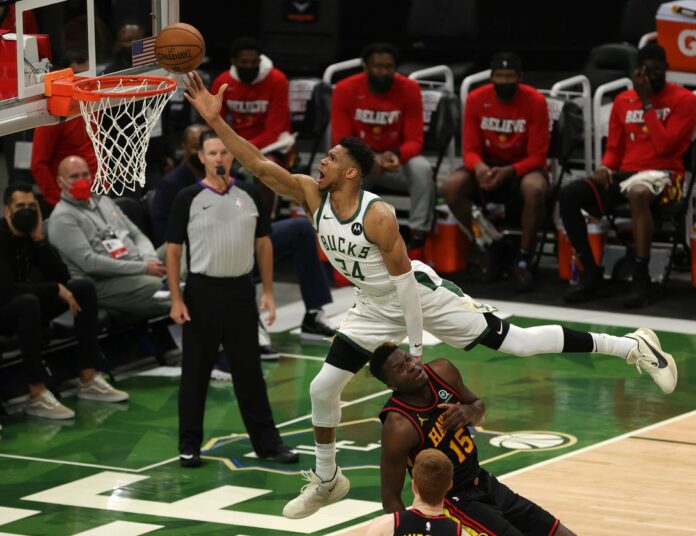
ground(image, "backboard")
xmin=0 ymin=0 xmax=179 ymax=136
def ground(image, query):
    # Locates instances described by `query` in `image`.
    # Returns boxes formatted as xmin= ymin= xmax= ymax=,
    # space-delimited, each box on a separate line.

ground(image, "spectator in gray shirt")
xmin=47 ymin=156 xmax=170 ymax=318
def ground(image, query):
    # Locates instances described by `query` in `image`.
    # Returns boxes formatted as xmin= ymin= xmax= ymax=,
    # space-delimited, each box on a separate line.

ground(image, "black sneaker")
xmin=564 ymin=266 xmax=604 ymax=303
xmin=623 ymin=271 xmax=650 ymax=308
xmin=260 ymin=444 xmax=299 ymax=464
xmin=301 ymin=311 xmax=336 ymax=341
xmin=179 ymin=452 xmax=202 ymax=468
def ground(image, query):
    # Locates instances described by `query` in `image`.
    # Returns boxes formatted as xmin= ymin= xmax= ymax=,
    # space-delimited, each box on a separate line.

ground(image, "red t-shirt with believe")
xmin=211 ymin=63 xmax=291 ymax=150
xmin=30 ymin=117 xmax=97 ymax=206
xmin=331 ymin=72 xmax=424 ymax=163
xmin=603 ymin=82 xmax=696 ymax=175
xmin=463 ymin=83 xmax=549 ymax=177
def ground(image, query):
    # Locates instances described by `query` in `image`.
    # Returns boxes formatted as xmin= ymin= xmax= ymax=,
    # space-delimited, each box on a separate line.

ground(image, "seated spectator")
xmin=152 ymin=126 xmax=336 ymax=350
xmin=103 ymin=20 xmax=145 ymax=74
xmin=441 ymin=52 xmax=549 ymax=291
xmin=31 ymin=51 xmax=97 ymax=210
xmin=559 ymin=43 xmax=696 ymax=307
xmin=47 ymin=156 xmax=170 ymax=318
xmin=331 ymin=42 xmax=435 ymax=250
xmin=212 ymin=36 xmax=295 ymax=218
xmin=0 ymin=183 xmax=127 ymax=420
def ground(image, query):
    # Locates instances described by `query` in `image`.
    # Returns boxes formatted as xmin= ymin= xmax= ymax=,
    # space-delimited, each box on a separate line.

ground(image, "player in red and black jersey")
xmin=559 ymin=43 xmax=696 ymax=308
xmin=441 ymin=52 xmax=550 ymax=292
xmin=370 ymin=344 xmax=576 ymax=536
xmin=366 ymin=448 xmax=461 ymax=536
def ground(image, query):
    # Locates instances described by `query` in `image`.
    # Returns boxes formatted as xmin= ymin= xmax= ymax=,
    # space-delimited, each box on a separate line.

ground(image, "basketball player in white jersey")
xmin=184 ymin=72 xmax=677 ymax=519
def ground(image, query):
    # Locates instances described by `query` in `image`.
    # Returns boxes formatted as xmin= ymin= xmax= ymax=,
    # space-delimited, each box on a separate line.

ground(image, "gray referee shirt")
xmin=167 ymin=179 xmax=270 ymax=277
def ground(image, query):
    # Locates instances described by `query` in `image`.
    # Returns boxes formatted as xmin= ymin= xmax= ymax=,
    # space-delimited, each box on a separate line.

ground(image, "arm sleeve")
xmin=513 ymin=94 xmax=550 ymax=176
xmin=390 ymin=269 xmax=423 ymax=356
xmin=397 ymin=82 xmax=425 ymax=163
xmin=249 ymin=73 xmax=290 ymax=149
xmin=644 ymin=94 xmax=696 ymax=158
xmin=331 ymin=81 xmax=354 ymax=145
xmin=166 ymin=189 xmax=193 ymax=245
xmin=463 ymin=94 xmax=484 ymax=170
xmin=30 ymin=125 xmax=62 ymax=206
xmin=48 ymin=215 xmax=147 ymax=277
xmin=602 ymin=100 xmax=625 ymax=170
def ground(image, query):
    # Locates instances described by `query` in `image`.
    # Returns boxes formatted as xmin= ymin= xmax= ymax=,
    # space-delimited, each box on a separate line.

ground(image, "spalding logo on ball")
xmin=155 ymin=23 xmax=205 ymax=74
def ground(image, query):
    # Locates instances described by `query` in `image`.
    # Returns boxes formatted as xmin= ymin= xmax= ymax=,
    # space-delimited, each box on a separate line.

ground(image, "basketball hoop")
xmin=45 ymin=70 xmax=177 ymax=195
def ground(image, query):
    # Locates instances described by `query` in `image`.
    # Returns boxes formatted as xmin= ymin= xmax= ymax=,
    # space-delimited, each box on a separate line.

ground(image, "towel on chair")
xmin=619 ymin=170 xmax=671 ymax=196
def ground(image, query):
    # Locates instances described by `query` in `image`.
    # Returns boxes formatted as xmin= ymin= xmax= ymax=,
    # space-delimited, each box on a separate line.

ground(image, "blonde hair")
xmin=412 ymin=449 xmax=453 ymax=505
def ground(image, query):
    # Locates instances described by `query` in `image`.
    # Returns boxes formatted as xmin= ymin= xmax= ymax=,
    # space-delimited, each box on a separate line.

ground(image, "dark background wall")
xmin=180 ymin=0 xmax=655 ymax=76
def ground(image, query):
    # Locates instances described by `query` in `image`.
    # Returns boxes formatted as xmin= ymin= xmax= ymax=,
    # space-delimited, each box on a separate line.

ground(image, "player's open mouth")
xmin=317 ymin=171 xmax=325 ymax=182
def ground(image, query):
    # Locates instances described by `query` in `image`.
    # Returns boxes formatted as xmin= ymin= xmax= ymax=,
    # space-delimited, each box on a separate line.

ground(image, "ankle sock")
xmin=591 ymin=333 xmax=637 ymax=359
xmin=314 ymin=442 xmax=337 ymax=481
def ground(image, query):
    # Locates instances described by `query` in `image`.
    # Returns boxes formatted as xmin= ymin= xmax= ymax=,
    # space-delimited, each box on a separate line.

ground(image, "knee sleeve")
xmin=310 ymin=363 xmax=354 ymax=428
xmin=498 ymin=324 xmax=564 ymax=356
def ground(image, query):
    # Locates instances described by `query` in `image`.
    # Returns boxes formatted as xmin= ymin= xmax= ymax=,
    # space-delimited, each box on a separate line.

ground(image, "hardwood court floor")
xmin=1 ymin=303 xmax=694 ymax=535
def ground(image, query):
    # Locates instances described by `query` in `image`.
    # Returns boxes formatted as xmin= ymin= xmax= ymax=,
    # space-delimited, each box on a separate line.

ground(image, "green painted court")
xmin=1 ymin=310 xmax=695 ymax=535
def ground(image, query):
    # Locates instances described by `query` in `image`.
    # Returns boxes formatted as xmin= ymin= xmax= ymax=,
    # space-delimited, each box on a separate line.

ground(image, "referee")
xmin=166 ymin=130 xmax=298 ymax=467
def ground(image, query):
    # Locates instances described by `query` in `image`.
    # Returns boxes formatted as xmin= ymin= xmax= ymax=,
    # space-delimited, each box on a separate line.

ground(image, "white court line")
xmin=485 ymin=299 xmax=696 ymax=334
xmin=498 ymin=408 xmax=696 ymax=481
xmin=0 ymin=453 xmax=139 ymax=473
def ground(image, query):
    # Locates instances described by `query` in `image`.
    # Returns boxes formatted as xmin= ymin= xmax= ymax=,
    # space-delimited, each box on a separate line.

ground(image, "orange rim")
xmin=72 ymin=75 xmax=177 ymax=101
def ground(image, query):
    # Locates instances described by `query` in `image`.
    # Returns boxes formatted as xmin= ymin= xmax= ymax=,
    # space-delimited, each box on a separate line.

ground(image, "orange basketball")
xmin=154 ymin=23 xmax=205 ymax=74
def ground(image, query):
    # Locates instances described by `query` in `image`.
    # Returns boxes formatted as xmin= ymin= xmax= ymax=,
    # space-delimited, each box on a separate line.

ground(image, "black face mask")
xmin=494 ymin=83 xmax=518 ymax=101
xmin=649 ymin=74 xmax=666 ymax=93
xmin=11 ymin=208 xmax=38 ymax=235
xmin=187 ymin=153 xmax=205 ymax=176
xmin=367 ymin=74 xmax=394 ymax=94
xmin=237 ymin=66 xmax=259 ymax=85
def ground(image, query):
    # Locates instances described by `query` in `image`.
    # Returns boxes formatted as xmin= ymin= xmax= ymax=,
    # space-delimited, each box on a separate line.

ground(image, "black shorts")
xmin=443 ymin=469 xmax=559 ymax=536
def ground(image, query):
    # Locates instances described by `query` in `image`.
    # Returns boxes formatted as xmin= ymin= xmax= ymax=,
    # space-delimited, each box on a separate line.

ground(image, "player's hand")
xmin=436 ymin=403 xmax=474 ymax=431
xmin=382 ymin=151 xmax=400 ymax=173
xmin=484 ymin=166 xmax=514 ymax=191
xmin=30 ymin=206 xmax=44 ymax=241
xmin=57 ymin=283 xmax=81 ymax=317
xmin=184 ymin=71 xmax=224 ymax=125
xmin=372 ymin=154 xmax=388 ymax=175
xmin=170 ymin=298 xmax=191 ymax=325
xmin=259 ymin=291 xmax=276 ymax=326
xmin=632 ymin=66 xmax=653 ymax=105
xmin=474 ymin=162 xmax=492 ymax=186
xmin=592 ymin=166 xmax=612 ymax=190
xmin=146 ymin=260 xmax=167 ymax=278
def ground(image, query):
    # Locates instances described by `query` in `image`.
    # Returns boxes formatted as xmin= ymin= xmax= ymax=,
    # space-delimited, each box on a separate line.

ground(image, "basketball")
xmin=154 ymin=23 xmax=205 ymax=74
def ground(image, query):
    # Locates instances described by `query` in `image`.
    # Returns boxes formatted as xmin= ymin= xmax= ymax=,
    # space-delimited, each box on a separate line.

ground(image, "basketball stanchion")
xmin=45 ymin=68 xmax=176 ymax=196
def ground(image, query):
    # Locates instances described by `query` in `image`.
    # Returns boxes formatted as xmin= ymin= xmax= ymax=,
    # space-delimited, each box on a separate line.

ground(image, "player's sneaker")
xmin=625 ymin=328 xmax=677 ymax=394
xmin=77 ymin=373 xmax=129 ymax=402
xmin=25 ymin=389 xmax=75 ymax=420
xmin=282 ymin=467 xmax=350 ymax=519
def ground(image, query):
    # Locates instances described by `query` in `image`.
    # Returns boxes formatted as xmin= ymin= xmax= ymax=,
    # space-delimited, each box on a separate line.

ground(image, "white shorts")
xmin=336 ymin=261 xmax=494 ymax=354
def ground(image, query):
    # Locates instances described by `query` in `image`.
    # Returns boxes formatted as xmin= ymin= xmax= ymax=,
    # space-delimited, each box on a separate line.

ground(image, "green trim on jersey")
xmin=362 ymin=197 xmax=381 ymax=245
xmin=414 ymin=271 xmax=438 ymax=291
xmin=335 ymin=331 xmax=372 ymax=356
xmin=331 ymin=189 xmax=365 ymax=224
xmin=315 ymin=192 xmax=329 ymax=233
xmin=440 ymin=279 xmax=465 ymax=297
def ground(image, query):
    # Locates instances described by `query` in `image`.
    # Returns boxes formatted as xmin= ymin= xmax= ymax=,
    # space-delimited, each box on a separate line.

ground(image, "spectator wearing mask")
xmin=47 ymin=156 xmax=170 ymax=318
xmin=0 ymin=182 xmax=127 ymax=421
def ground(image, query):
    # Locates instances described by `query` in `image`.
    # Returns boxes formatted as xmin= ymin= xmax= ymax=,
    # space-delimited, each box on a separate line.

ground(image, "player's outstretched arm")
xmin=183 ymin=72 xmax=318 ymax=209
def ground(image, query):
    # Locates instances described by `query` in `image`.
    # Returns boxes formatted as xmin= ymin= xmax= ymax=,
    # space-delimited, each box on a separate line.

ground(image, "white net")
xmin=78 ymin=77 xmax=175 ymax=196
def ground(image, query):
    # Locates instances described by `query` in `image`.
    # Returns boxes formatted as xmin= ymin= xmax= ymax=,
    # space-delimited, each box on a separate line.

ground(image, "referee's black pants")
xmin=178 ymin=273 xmax=282 ymax=456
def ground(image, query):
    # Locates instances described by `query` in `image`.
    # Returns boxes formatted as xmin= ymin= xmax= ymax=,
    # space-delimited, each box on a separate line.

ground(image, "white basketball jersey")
xmin=313 ymin=190 xmax=394 ymax=296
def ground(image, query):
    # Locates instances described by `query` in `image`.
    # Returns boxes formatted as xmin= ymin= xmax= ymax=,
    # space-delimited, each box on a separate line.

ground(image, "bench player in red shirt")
xmin=331 ymin=43 xmax=435 ymax=250
xmin=559 ymin=43 xmax=696 ymax=308
xmin=442 ymin=53 xmax=549 ymax=291
xmin=212 ymin=37 xmax=294 ymax=218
